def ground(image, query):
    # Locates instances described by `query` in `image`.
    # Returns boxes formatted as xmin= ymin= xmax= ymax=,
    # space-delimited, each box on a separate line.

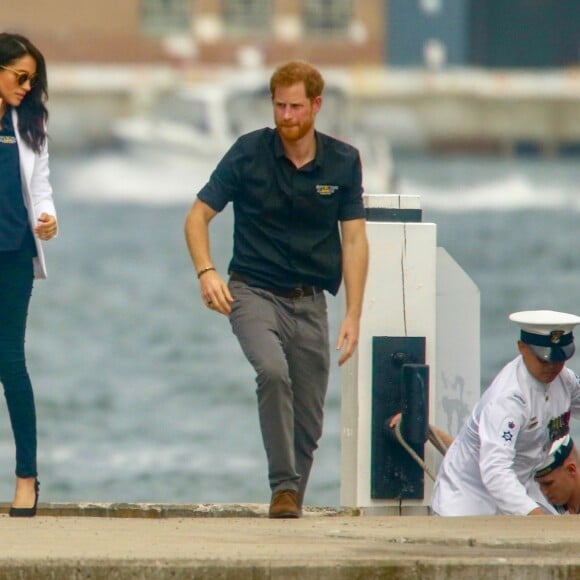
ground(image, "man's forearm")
xmin=342 ymin=225 xmax=369 ymax=319
xmin=184 ymin=200 xmax=215 ymax=274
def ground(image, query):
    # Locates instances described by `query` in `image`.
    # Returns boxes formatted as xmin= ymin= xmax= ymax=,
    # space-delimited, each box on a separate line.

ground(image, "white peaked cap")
xmin=509 ymin=310 xmax=580 ymax=335
xmin=509 ymin=310 xmax=580 ymax=361
xmin=535 ymin=434 xmax=574 ymax=478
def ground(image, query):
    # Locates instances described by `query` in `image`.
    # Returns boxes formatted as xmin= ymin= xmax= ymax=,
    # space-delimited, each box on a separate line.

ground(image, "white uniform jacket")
xmin=431 ymin=355 xmax=580 ymax=516
xmin=11 ymin=108 xmax=56 ymax=279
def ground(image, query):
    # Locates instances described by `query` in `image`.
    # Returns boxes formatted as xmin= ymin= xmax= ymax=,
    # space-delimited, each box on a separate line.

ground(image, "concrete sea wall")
xmin=0 ymin=502 xmax=578 ymax=579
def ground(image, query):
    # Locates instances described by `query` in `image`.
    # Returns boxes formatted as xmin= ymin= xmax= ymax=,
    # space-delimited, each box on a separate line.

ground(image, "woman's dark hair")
xmin=0 ymin=32 xmax=48 ymax=153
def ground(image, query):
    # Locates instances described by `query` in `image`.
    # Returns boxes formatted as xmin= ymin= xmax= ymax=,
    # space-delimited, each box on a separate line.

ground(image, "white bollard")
xmin=340 ymin=194 xmax=479 ymax=515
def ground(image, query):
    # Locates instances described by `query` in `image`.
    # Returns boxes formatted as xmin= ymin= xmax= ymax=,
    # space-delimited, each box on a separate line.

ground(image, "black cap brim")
xmin=529 ymin=342 xmax=575 ymax=362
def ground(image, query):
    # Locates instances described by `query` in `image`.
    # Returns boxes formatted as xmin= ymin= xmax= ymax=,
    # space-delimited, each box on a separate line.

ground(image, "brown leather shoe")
xmin=269 ymin=489 xmax=300 ymax=519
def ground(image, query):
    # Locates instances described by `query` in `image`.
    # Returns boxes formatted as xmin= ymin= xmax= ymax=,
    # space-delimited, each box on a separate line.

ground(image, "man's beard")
xmin=276 ymin=117 xmax=314 ymax=141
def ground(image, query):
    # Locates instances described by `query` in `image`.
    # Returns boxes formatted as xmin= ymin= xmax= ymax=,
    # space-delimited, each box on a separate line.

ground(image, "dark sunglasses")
xmin=0 ymin=65 xmax=38 ymax=87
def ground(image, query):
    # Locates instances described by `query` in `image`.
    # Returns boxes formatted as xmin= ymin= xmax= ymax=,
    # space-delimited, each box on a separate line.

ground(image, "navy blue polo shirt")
xmin=0 ymin=109 xmax=32 ymax=253
xmin=198 ymin=128 xmax=365 ymax=295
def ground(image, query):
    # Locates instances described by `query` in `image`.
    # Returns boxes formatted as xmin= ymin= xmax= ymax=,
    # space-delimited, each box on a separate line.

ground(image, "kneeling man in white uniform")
xmin=431 ymin=310 xmax=580 ymax=516
xmin=534 ymin=434 xmax=580 ymax=515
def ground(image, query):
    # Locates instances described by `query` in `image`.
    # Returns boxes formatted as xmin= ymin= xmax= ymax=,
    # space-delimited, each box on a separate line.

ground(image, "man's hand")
xmin=388 ymin=413 xmax=402 ymax=428
xmin=336 ymin=314 xmax=360 ymax=366
xmin=199 ymin=270 xmax=233 ymax=315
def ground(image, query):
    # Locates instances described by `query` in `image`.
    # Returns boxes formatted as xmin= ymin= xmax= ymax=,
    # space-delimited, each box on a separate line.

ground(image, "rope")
xmin=392 ymin=420 xmax=437 ymax=481
xmin=428 ymin=426 xmax=449 ymax=457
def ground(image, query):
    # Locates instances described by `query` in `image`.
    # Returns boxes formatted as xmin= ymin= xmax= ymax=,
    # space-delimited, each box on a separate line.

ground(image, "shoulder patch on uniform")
xmin=499 ymin=418 xmax=519 ymax=446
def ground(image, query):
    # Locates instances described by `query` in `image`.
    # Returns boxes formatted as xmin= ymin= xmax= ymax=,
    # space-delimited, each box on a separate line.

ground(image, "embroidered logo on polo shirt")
xmin=316 ymin=185 xmax=339 ymax=196
xmin=0 ymin=136 xmax=16 ymax=144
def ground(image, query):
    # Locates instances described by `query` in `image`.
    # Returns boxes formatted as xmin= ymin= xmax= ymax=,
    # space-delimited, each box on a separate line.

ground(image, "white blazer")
xmin=12 ymin=108 xmax=56 ymax=279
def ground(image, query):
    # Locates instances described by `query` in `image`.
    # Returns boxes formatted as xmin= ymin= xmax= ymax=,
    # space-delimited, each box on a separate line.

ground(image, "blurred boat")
xmin=112 ymin=82 xmax=263 ymax=158
xmin=112 ymin=71 xmax=396 ymax=194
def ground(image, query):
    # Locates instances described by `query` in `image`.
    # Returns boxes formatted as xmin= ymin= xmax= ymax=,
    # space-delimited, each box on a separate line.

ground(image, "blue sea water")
xmin=1 ymin=149 xmax=579 ymax=507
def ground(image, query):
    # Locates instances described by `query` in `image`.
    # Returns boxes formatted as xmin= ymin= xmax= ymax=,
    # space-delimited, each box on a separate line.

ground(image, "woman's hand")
xmin=34 ymin=213 xmax=57 ymax=240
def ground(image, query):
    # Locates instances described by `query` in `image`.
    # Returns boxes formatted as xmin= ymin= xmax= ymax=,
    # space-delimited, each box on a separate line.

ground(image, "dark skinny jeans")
xmin=0 ymin=250 xmax=37 ymax=478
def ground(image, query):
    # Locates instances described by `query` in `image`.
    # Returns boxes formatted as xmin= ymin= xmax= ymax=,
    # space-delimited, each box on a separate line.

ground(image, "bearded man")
xmin=184 ymin=61 xmax=368 ymax=518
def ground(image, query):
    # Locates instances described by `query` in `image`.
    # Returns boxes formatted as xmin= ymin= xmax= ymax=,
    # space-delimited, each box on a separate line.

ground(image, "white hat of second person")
xmin=509 ymin=310 xmax=580 ymax=361
xmin=534 ymin=434 xmax=575 ymax=479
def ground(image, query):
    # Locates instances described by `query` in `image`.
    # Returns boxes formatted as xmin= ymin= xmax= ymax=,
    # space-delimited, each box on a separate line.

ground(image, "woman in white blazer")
xmin=0 ymin=32 xmax=57 ymax=517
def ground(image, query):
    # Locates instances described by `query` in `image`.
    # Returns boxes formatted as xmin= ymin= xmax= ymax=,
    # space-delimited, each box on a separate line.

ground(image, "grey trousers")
xmin=228 ymin=280 xmax=330 ymax=504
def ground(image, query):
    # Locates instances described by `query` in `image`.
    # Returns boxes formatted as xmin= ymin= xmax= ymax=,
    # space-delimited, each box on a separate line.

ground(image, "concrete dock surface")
xmin=0 ymin=503 xmax=578 ymax=579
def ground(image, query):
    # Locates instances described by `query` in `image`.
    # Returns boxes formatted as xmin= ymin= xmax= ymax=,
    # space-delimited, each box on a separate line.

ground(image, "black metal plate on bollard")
xmin=371 ymin=336 xmax=426 ymax=499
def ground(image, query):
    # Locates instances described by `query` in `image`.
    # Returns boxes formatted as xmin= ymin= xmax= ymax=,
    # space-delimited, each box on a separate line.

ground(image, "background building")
xmin=1 ymin=0 xmax=384 ymax=67
xmin=387 ymin=0 xmax=580 ymax=69
xmin=3 ymin=0 xmax=578 ymax=68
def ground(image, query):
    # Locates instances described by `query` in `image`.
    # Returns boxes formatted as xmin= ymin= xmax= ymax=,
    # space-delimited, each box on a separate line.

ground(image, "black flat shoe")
xmin=9 ymin=479 xmax=39 ymax=518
